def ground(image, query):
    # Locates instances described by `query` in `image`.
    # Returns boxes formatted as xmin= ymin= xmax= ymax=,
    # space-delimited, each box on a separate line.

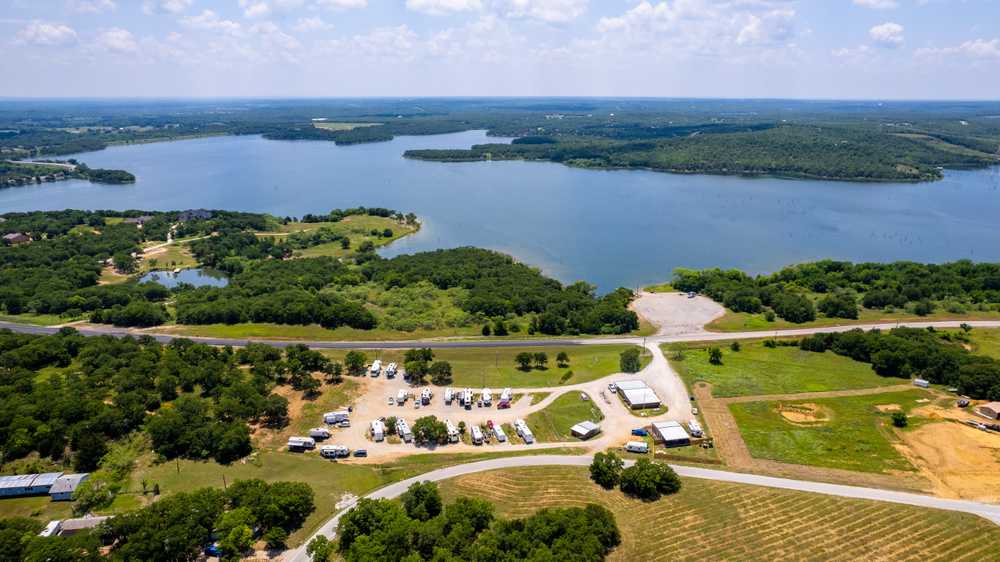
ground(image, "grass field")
xmin=668 ymin=341 xmax=902 ymax=397
xmin=968 ymin=328 xmax=1000 ymax=359
xmin=142 ymin=244 xmax=198 ymax=272
xmin=0 ymin=313 xmax=76 ymax=326
xmin=0 ymin=496 xmax=74 ymax=522
xmin=162 ymin=322 xmax=485 ymax=341
xmin=707 ymin=306 xmax=1000 ymax=332
xmin=436 ymin=466 xmax=1000 ymax=562
xmin=524 ymin=391 xmax=603 ymax=442
xmin=729 ymin=390 xmax=931 ymax=473
xmin=321 ymin=345 xmax=646 ymax=388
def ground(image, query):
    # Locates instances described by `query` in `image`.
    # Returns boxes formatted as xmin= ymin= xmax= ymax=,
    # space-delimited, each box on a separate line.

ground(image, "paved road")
xmin=4 ymin=320 xmax=1000 ymax=349
xmin=284 ymin=454 xmax=1000 ymax=561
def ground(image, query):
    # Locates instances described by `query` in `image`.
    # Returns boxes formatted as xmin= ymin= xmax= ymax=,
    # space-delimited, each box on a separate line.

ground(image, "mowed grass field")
xmin=270 ymin=215 xmax=418 ymax=259
xmin=525 ymin=391 xmax=603 ymax=442
xmin=668 ymin=341 xmax=902 ymax=397
xmin=321 ymin=345 xmax=646 ymax=388
xmin=968 ymin=327 xmax=1000 ymax=359
xmin=730 ymin=390 xmax=930 ymax=473
xmin=707 ymin=306 xmax=1000 ymax=332
xmin=436 ymin=466 xmax=1000 ymax=562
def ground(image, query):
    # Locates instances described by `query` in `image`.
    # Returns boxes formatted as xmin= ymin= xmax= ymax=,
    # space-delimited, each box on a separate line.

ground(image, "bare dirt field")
xmin=630 ymin=291 xmax=725 ymax=336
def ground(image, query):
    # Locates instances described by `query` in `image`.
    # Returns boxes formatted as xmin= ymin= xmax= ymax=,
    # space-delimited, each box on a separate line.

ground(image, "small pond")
xmin=139 ymin=268 xmax=229 ymax=289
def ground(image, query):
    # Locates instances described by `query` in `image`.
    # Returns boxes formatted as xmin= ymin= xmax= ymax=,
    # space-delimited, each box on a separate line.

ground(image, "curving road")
xmin=284 ymin=454 xmax=1000 ymax=561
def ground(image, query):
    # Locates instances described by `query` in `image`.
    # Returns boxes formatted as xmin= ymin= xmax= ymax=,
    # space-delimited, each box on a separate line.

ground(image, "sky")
xmin=2 ymin=0 xmax=999 ymax=99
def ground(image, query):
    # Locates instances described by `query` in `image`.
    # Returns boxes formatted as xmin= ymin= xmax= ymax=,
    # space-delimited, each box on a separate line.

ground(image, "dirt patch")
xmin=895 ymin=420 xmax=1000 ymax=502
xmin=875 ymin=404 xmax=901 ymax=412
xmin=777 ymin=403 xmax=832 ymax=425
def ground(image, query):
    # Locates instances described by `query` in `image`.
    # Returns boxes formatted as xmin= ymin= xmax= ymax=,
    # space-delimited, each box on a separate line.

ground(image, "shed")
xmin=621 ymin=387 xmax=661 ymax=409
xmin=977 ymin=402 xmax=1000 ymax=420
xmin=651 ymin=421 xmax=690 ymax=448
xmin=49 ymin=474 xmax=89 ymax=501
xmin=570 ymin=420 xmax=601 ymax=440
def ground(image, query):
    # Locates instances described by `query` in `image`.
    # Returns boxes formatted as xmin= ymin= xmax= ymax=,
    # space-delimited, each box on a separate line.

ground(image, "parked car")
xmin=497 ymin=401 xmax=510 ymax=410
xmin=339 ymin=420 xmax=351 ymax=428
xmin=353 ymin=449 xmax=368 ymax=457
xmin=631 ymin=428 xmax=648 ymax=436
xmin=958 ymin=399 xmax=970 ymax=407
xmin=388 ymin=396 xmax=395 ymax=405
xmin=608 ymin=383 xmax=617 ymax=392
xmin=687 ymin=292 xmax=696 ymax=298
xmin=580 ymin=393 xmax=589 ymax=401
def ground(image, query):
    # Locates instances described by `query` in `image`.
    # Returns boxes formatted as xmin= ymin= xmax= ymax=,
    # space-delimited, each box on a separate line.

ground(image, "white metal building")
xmin=570 ymin=420 xmax=601 ymax=440
xmin=651 ymin=421 xmax=690 ymax=448
xmin=49 ymin=474 xmax=90 ymax=501
xmin=621 ymin=387 xmax=661 ymax=409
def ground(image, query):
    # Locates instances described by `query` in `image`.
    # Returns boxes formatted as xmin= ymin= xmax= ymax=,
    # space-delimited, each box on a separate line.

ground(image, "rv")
xmin=385 ymin=362 xmax=398 ymax=378
xmin=320 ymin=445 xmax=350 ymax=459
xmin=445 ymin=420 xmax=459 ymax=443
xmin=420 ymin=388 xmax=432 ymax=405
xmin=493 ymin=424 xmax=507 ymax=442
xmin=370 ymin=360 xmax=382 ymax=377
xmin=444 ymin=388 xmax=454 ymax=405
xmin=481 ymin=388 xmax=492 ymax=406
xmin=287 ymin=437 xmax=316 ymax=451
xmin=323 ymin=410 xmax=350 ymax=425
xmin=514 ymin=419 xmax=534 ymax=444
xmin=309 ymin=427 xmax=331 ymax=440
xmin=499 ymin=388 xmax=512 ymax=407
xmin=913 ymin=378 xmax=930 ymax=388
xmin=470 ymin=425 xmax=484 ymax=445
xmin=625 ymin=441 xmax=649 ymax=454
xmin=397 ymin=389 xmax=407 ymax=405
xmin=687 ymin=420 xmax=704 ymax=438
xmin=463 ymin=388 xmax=473 ymax=410
xmin=396 ymin=418 xmax=414 ymax=443
xmin=370 ymin=420 xmax=385 ymax=442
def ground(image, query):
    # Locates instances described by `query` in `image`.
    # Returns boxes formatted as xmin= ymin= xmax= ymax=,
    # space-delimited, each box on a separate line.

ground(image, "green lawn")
xmin=142 ymin=244 xmax=198 ymax=272
xmin=525 ymin=391 xmax=603 ymax=442
xmin=668 ymin=341 xmax=902 ymax=397
xmin=968 ymin=328 xmax=1000 ymax=360
xmin=322 ymin=345 xmax=647 ymax=388
xmin=270 ymin=215 xmax=419 ymax=259
xmin=0 ymin=496 xmax=74 ymax=522
xmin=163 ymin=322 xmax=485 ymax=341
xmin=708 ymin=306 xmax=1000 ymax=332
xmin=643 ymin=282 xmax=675 ymax=293
xmin=0 ymin=313 xmax=77 ymax=326
xmin=729 ymin=390 xmax=930 ymax=474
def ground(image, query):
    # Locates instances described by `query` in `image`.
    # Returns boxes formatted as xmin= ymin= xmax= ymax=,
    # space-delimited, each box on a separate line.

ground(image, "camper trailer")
xmin=470 ymin=425 xmax=484 ymax=445
xmin=445 ymin=420 xmax=459 ymax=443
xmin=625 ymin=441 xmax=649 ymax=454
xmin=370 ymin=360 xmax=382 ymax=377
xmin=370 ymin=420 xmax=385 ymax=442
xmin=481 ymin=388 xmax=492 ymax=406
xmin=320 ymin=445 xmax=350 ymax=459
xmin=396 ymin=418 xmax=414 ymax=443
xmin=420 ymin=388 xmax=432 ymax=405
xmin=514 ymin=419 xmax=534 ymax=444
xmin=444 ymin=388 xmax=454 ymax=405
xmin=385 ymin=362 xmax=398 ymax=378
xmin=463 ymin=388 xmax=473 ymax=410
xmin=287 ymin=437 xmax=316 ymax=451
xmin=309 ymin=427 xmax=331 ymax=440
xmin=396 ymin=389 xmax=407 ymax=405
xmin=499 ymin=388 xmax=512 ymax=405
xmin=493 ymin=424 xmax=507 ymax=442
xmin=687 ymin=420 xmax=704 ymax=438
xmin=323 ymin=410 xmax=350 ymax=425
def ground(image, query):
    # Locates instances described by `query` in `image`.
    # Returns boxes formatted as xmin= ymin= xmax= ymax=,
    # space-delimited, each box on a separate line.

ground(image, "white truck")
xmin=687 ymin=420 xmax=704 ymax=438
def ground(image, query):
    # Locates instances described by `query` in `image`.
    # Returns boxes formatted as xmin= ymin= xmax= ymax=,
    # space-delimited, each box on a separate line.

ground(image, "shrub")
xmin=708 ymin=347 xmax=723 ymax=365
xmin=891 ymin=412 xmax=908 ymax=428
xmin=589 ymin=452 xmax=624 ymax=489
xmin=620 ymin=348 xmax=641 ymax=373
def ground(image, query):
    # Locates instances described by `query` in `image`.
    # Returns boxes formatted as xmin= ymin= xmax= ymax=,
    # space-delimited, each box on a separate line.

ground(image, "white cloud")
xmin=15 ymin=21 xmax=78 ymax=46
xmin=96 ymin=27 xmax=138 ymax=53
xmin=406 ymin=0 xmax=482 ymax=16
xmin=316 ymin=0 xmax=368 ymax=9
xmin=293 ymin=16 xmax=333 ymax=32
xmin=853 ymin=0 xmax=898 ymax=9
xmin=917 ymin=38 xmax=1000 ymax=60
xmin=869 ymin=22 xmax=904 ymax=48
xmin=737 ymin=9 xmax=795 ymax=46
xmin=427 ymin=15 xmax=522 ymax=61
xmin=181 ymin=10 xmax=243 ymax=34
xmin=319 ymin=25 xmax=418 ymax=61
xmin=505 ymin=0 xmax=587 ymax=23
xmin=68 ymin=0 xmax=116 ymax=13
xmin=142 ymin=0 xmax=193 ymax=14
xmin=240 ymin=1 xmax=272 ymax=18
xmin=832 ymin=44 xmax=872 ymax=58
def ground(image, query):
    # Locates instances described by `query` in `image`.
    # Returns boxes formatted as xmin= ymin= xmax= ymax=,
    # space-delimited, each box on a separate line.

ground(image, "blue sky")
xmin=2 ymin=0 xmax=999 ymax=99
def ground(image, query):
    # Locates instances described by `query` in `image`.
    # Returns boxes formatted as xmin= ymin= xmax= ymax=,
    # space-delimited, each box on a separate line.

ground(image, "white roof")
xmin=622 ymin=387 xmax=661 ymax=407
xmin=615 ymin=380 xmax=648 ymax=391
xmin=571 ymin=420 xmax=600 ymax=434
xmin=49 ymin=474 xmax=89 ymax=495
xmin=652 ymin=421 xmax=689 ymax=441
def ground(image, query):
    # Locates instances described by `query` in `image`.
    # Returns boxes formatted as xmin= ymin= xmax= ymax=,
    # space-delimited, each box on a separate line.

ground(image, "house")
xmin=49 ymin=474 xmax=90 ymax=501
xmin=52 ymin=516 xmax=110 ymax=537
xmin=570 ymin=420 xmax=601 ymax=440
xmin=651 ymin=421 xmax=690 ymax=448
xmin=122 ymin=215 xmax=154 ymax=227
xmin=977 ymin=402 xmax=1000 ymax=420
xmin=3 ymin=232 xmax=31 ymax=245
xmin=0 ymin=472 xmax=63 ymax=498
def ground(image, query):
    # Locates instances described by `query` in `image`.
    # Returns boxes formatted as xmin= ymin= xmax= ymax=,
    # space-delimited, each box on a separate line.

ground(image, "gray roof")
xmin=31 ymin=472 xmax=63 ymax=487
xmin=0 ymin=474 xmax=40 ymax=490
xmin=3 ymin=232 xmax=28 ymax=240
xmin=572 ymin=420 xmax=600 ymax=432
xmin=49 ymin=474 xmax=89 ymax=495
xmin=59 ymin=516 xmax=109 ymax=532
xmin=622 ymin=387 xmax=661 ymax=406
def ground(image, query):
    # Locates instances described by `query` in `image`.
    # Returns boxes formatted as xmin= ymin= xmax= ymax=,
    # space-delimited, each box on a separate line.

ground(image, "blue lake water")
xmin=1 ymin=130 xmax=999 ymax=291
xmin=139 ymin=268 xmax=229 ymax=288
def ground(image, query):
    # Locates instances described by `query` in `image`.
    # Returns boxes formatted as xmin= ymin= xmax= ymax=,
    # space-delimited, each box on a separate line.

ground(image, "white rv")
xmin=287 ymin=437 xmax=316 ymax=451
xmin=396 ymin=389 xmax=407 ymax=405
xmin=370 ymin=360 xmax=382 ymax=377
xmin=420 ymin=388 xmax=432 ymax=405
xmin=463 ymin=388 xmax=473 ymax=409
xmin=470 ymin=425 xmax=484 ymax=445
xmin=323 ymin=410 xmax=350 ymax=425
xmin=500 ymin=388 xmax=512 ymax=402
xmin=396 ymin=418 xmax=413 ymax=443
xmin=493 ymin=425 xmax=507 ymax=442
xmin=444 ymin=388 xmax=454 ymax=405
xmin=481 ymin=388 xmax=492 ymax=406
xmin=309 ymin=427 xmax=331 ymax=440
xmin=514 ymin=419 xmax=534 ymax=444
xmin=320 ymin=445 xmax=349 ymax=459
xmin=385 ymin=362 xmax=398 ymax=378
xmin=370 ymin=420 xmax=385 ymax=442
xmin=445 ymin=420 xmax=459 ymax=443
xmin=687 ymin=420 xmax=704 ymax=437
xmin=625 ymin=441 xmax=649 ymax=454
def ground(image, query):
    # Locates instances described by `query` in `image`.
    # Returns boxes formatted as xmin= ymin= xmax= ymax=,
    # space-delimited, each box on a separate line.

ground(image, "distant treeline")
xmin=300 ymin=206 xmax=415 ymax=224
xmin=673 ymin=259 xmax=1000 ymax=323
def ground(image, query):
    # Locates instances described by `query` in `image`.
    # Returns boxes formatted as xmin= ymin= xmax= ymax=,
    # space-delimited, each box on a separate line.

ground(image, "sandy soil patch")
xmin=630 ymin=291 xmax=725 ymax=336
xmin=875 ymin=404 xmax=901 ymax=412
xmin=895 ymin=420 xmax=1000 ymax=502
xmin=777 ymin=403 xmax=832 ymax=425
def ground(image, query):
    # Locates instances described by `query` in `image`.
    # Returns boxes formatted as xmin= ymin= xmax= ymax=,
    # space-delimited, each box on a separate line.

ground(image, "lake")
xmin=139 ymin=268 xmax=229 ymax=289
xmin=1 ymin=131 xmax=999 ymax=291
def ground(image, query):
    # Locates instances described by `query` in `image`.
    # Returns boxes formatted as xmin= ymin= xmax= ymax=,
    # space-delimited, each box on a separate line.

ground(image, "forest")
xmin=0 ymin=160 xmax=134 ymax=187
xmin=673 ymin=260 xmax=1000 ymax=323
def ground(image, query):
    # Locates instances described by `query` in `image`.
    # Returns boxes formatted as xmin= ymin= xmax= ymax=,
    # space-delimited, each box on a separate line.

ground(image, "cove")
xmin=1 ymin=130 xmax=999 ymax=291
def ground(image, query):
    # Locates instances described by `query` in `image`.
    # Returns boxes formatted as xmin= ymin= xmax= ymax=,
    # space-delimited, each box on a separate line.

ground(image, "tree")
xmin=113 ymin=251 xmax=137 ymax=274
xmin=619 ymin=459 xmax=681 ymax=500
xmin=400 ymin=481 xmax=443 ymax=521
xmin=263 ymin=527 xmax=288 ymax=550
xmin=620 ymin=348 xmax=641 ymax=373
xmin=411 ymin=416 xmax=449 ymax=445
xmin=515 ymin=352 xmax=533 ymax=371
xmin=220 ymin=525 xmax=253 ymax=560
xmin=914 ymin=299 xmax=935 ymax=316
xmin=493 ymin=320 xmax=508 ymax=336
xmin=961 ymin=323 xmax=973 ymax=333
xmin=589 ymin=451 xmax=624 ymax=489
xmin=481 ymin=323 xmax=492 ymax=336
xmin=730 ymin=341 xmax=741 ymax=352
xmin=307 ymin=535 xmax=336 ymax=561
xmin=344 ymin=351 xmax=366 ymax=375
xmin=708 ymin=347 xmax=723 ymax=365
xmin=818 ymin=291 xmax=859 ymax=319
xmin=262 ymin=394 xmax=289 ymax=427
xmin=429 ymin=361 xmax=453 ymax=386
xmin=533 ymin=352 xmax=548 ymax=369
xmin=556 ymin=351 xmax=570 ymax=367
xmin=891 ymin=412 xmax=908 ymax=428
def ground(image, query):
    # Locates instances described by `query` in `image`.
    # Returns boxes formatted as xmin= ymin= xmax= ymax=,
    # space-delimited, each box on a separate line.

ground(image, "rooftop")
xmin=652 ymin=421 xmax=690 ymax=442
xmin=622 ymin=387 xmax=661 ymax=406
xmin=49 ymin=474 xmax=89 ymax=495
